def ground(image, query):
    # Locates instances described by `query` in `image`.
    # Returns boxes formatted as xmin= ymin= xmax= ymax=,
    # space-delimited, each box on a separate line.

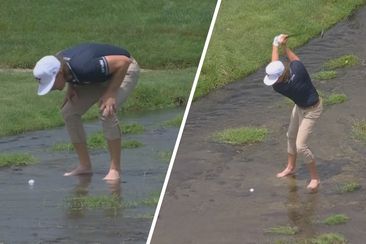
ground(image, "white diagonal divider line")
xmin=146 ymin=0 xmax=223 ymax=243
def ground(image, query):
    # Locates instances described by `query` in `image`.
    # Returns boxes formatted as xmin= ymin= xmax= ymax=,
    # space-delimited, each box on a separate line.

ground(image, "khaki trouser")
xmin=61 ymin=58 xmax=140 ymax=143
xmin=287 ymin=99 xmax=323 ymax=163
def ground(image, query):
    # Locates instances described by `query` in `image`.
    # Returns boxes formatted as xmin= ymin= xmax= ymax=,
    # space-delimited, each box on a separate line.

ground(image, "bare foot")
xmin=64 ymin=166 xmax=92 ymax=176
xmin=103 ymin=169 xmax=120 ymax=181
xmin=307 ymin=179 xmax=320 ymax=193
xmin=276 ymin=167 xmax=295 ymax=178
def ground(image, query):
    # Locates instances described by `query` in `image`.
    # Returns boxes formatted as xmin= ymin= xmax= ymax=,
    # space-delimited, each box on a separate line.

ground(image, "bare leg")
xmin=64 ymin=143 xmax=93 ymax=176
xmin=277 ymin=153 xmax=297 ymax=178
xmin=306 ymin=160 xmax=320 ymax=192
xmin=103 ymin=138 xmax=121 ymax=180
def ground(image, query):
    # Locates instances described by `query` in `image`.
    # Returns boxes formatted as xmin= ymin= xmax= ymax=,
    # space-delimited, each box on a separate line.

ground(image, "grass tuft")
xmin=352 ymin=120 xmax=366 ymax=142
xmin=322 ymin=214 xmax=350 ymax=225
xmin=265 ymin=226 xmax=299 ymax=235
xmin=213 ymin=127 xmax=268 ymax=145
xmin=323 ymin=93 xmax=347 ymax=105
xmin=0 ymin=153 xmax=36 ymax=167
xmin=163 ymin=113 xmax=184 ymax=127
xmin=121 ymin=123 xmax=144 ymax=134
xmin=324 ymin=54 xmax=359 ymax=70
xmin=311 ymin=233 xmax=347 ymax=244
xmin=65 ymin=192 xmax=159 ymax=211
xmin=280 ymin=91 xmax=347 ymax=108
xmin=122 ymin=140 xmax=143 ymax=149
xmin=338 ymin=181 xmax=361 ymax=193
xmin=52 ymin=131 xmax=143 ymax=151
xmin=158 ymin=151 xmax=173 ymax=163
xmin=312 ymin=70 xmax=337 ymax=80
xmin=65 ymin=194 xmax=122 ymax=210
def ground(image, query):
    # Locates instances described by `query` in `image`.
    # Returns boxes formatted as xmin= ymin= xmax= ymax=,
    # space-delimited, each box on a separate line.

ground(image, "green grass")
xmin=163 ymin=113 xmax=184 ymax=127
xmin=121 ymin=123 xmax=144 ymax=134
xmin=122 ymin=140 xmax=144 ymax=149
xmin=158 ymin=151 xmax=173 ymax=163
xmin=52 ymin=131 xmax=143 ymax=151
xmin=322 ymin=214 xmax=350 ymax=225
xmin=65 ymin=191 xmax=159 ymax=211
xmin=196 ymin=0 xmax=365 ymax=97
xmin=124 ymin=68 xmax=195 ymax=111
xmin=0 ymin=68 xmax=195 ymax=137
xmin=275 ymin=233 xmax=347 ymax=244
xmin=0 ymin=0 xmax=215 ymax=69
xmin=0 ymin=153 xmax=36 ymax=167
xmin=265 ymin=226 xmax=299 ymax=235
xmin=52 ymin=143 xmax=74 ymax=152
xmin=323 ymin=93 xmax=347 ymax=105
xmin=311 ymin=233 xmax=347 ymax=244
xmin=352 ymin=120 xmax=366 ymax=142
xmin=65 ymin=194 xmax=122 ymax=210
xmin=212 ymin=127 xmax=268 ymax=145
xmin=338 ymin=181 xmax=361 ymax=193
xmin=312 ymin=70 xmax=337 ymax=80
xmin=324 ymin=54 xmax=359 ymax=70
xmin=0 ymin=0 xmax=214 ymax=137
xmin=280 ymin=91 xmax=347 ymax=108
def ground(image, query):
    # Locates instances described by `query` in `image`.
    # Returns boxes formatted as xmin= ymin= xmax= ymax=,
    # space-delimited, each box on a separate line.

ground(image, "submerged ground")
xmin=0 ymin=109 xmax=180 ymax=243
xmin=152 ymin=6 xmax=366 ymax=244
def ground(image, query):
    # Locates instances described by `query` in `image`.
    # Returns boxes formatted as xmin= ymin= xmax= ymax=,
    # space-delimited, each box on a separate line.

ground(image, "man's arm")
xmin=100 ymin=55 xmax=131 ymax=117
xmin=60 ymin=83 xmax=78 ymax=109
xmin=271 ymin=35 xmax=281 ymax=62
xmin=281 ymin=36 xmax=300 ymax=61
xmin=283 ymin=46 xmax=300 ymax=62
xmin=272 ymin=45 xmax=280 ymax=62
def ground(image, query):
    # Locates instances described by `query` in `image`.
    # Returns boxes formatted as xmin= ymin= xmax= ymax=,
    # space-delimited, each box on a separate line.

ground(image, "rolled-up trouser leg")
xmin=101 ymin=58 xmax=140 ymax=140
xmin=287 ymin=105 xmax=300 ymax=156
xmin=61 ymin=85 xmax=101 ymax=143
xmin=295 ymin=101 xmax=323 ymax=163
xmin=296 ymin=118 xmax=316 ymax=162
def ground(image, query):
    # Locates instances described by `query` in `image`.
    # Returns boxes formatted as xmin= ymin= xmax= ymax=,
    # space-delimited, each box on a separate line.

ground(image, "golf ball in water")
xmin=250 ymin=188 xmax=254 ymax=192
xmin=28 ymin=179 xmax=35 ymax=185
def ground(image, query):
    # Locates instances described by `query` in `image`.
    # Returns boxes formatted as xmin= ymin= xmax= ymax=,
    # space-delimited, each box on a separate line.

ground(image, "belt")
xmin=299 ymin=99 xmax=320 ymax=110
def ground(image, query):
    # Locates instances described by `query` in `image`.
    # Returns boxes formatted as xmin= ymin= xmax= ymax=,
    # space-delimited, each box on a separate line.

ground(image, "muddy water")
xmin=152 ymin=7 xmax=366 ymax=244
xmin=0 ymin=108 xmax=180 ymax=243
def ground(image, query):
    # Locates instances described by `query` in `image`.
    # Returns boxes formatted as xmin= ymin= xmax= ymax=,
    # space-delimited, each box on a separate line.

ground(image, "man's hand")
xmin=98 ymin=55 xmax=131 ymax=117
xmin=273 ymin=34 xmax=288 ymax=47
xmin=99 ymin=94 xmax=117 ymax=117
xmin=278 ymin=34 xmax=289 ymax=46
xmin=60 ymin=85 xmax=78 ymax=109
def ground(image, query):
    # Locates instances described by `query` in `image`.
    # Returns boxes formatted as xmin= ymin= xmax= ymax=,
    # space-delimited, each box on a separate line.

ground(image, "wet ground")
xmin=152 ymin=6 xmax=366 ymax=244
xmin=0 ymin=108 xmax=180 ymax=244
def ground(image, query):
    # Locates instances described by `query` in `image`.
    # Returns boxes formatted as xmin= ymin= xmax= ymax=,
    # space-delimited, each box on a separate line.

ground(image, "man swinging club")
xmin=263 ymin=34 xmax=322 ymax=192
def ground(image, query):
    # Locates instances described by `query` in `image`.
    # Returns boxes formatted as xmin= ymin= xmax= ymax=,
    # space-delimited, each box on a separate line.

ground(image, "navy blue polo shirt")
xmin=273 ymin=61 xmax=319 ymax=108
xmin=59 ymin=43 xmax=130 ymax=85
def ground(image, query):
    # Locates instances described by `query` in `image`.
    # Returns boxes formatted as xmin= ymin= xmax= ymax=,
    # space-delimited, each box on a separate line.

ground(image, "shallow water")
xmin=0 ymin=108 xmax=180 ymax=243
xmin=152 ymin=6 xmax=366 ymax=244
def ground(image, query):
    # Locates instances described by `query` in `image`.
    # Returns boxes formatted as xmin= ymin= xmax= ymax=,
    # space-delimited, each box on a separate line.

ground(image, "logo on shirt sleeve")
xmin=99 ymin=59 xmax=106 ymax=74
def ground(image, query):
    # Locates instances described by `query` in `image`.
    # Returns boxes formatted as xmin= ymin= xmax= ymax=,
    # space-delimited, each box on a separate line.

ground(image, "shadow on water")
xmin=152 ymin=6 xmax=366 ymax=244
xmin=0 ymin=108 xmax=181 ymax=243
xmin=285 ymin=177 xmax=319 ymax=238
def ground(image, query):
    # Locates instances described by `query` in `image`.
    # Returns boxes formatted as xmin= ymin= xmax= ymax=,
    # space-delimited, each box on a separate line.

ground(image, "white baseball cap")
xmin=263 ymin=60 xmax=285 ymax=86
xmin=33 ymin=56 xmax=61 ymax=95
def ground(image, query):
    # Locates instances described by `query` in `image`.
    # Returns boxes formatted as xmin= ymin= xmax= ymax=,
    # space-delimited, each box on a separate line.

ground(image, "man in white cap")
xmin=263 ymin=34 xmax=322 ymax=192
xmin=33 ymin=43 xmax=140 ymax=181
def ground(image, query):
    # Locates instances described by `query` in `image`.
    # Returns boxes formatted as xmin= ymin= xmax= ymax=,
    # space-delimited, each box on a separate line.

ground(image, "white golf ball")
xmin=28 ymin=179 xmax=35 ymax=186
xmin=250 ymin=188 xmax=254 ymax=192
